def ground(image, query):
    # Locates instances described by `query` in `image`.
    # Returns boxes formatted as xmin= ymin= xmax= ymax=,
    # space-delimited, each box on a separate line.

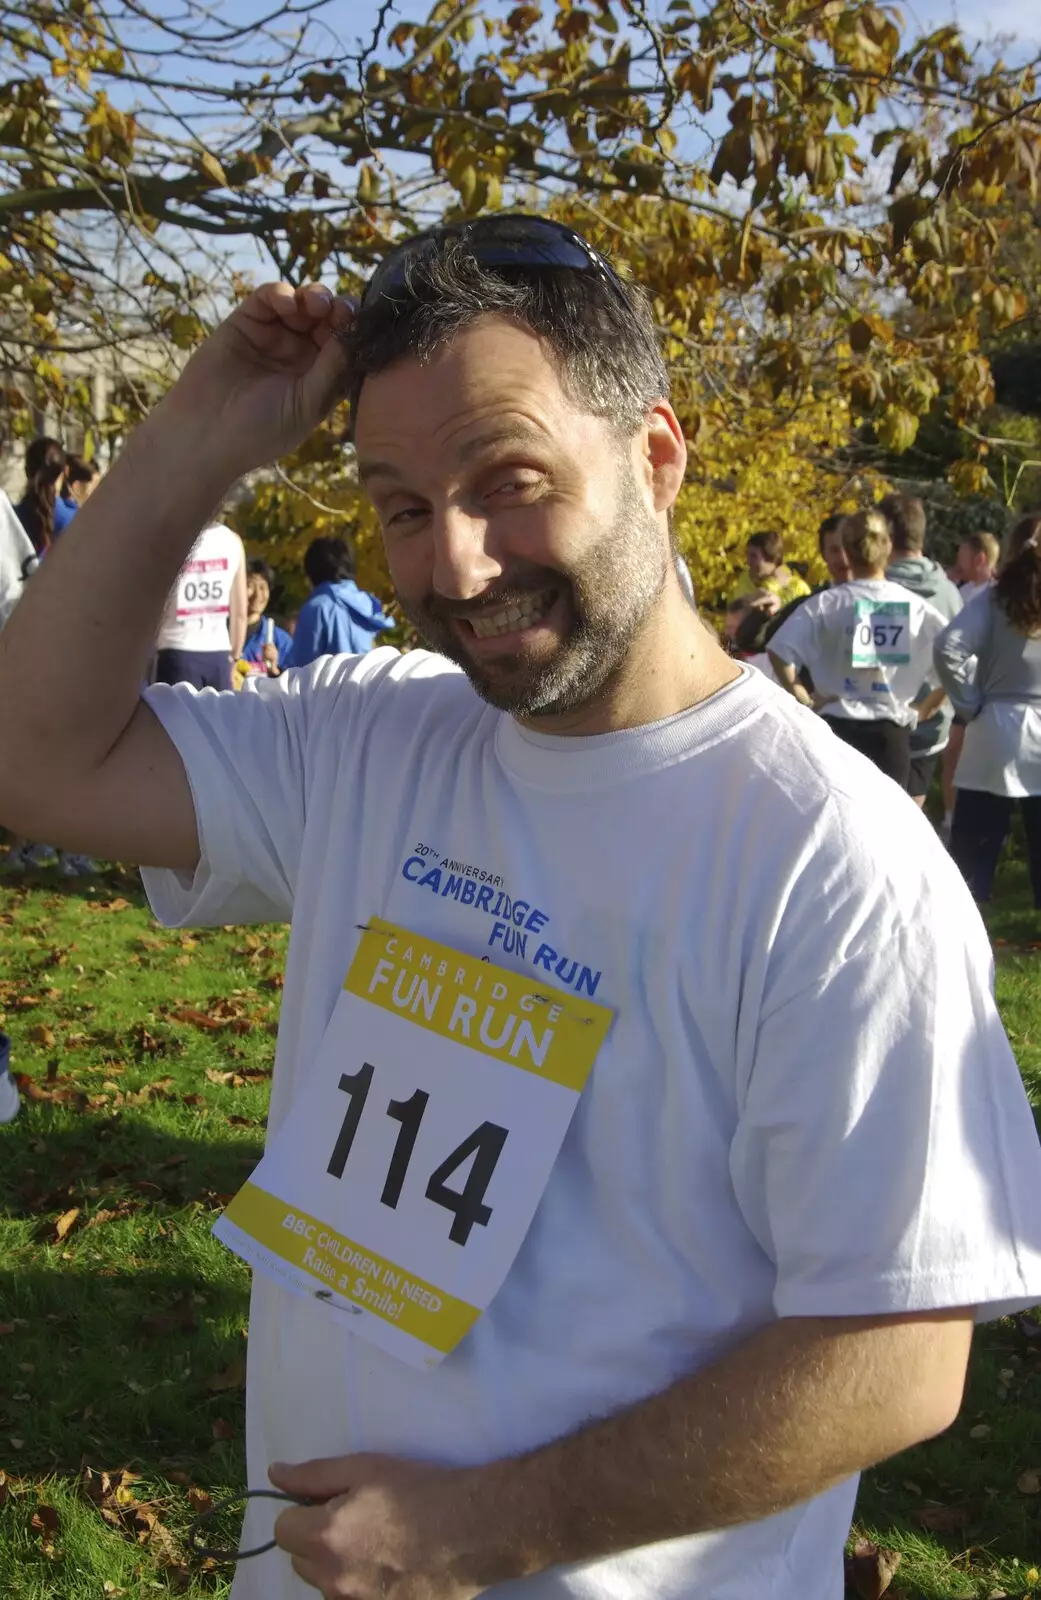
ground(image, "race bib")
xmin=175 ymin=557 xmax=230 ymax=618
xmin=214 ymin=919 xmax=614 ymax=1370
xmin=851 ymin=600 xmax=910 ymax=667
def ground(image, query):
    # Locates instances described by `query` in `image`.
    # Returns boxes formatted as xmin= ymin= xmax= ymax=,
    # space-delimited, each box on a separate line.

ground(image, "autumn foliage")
xmin=2 ymin=1 xmax=1039 ymax=595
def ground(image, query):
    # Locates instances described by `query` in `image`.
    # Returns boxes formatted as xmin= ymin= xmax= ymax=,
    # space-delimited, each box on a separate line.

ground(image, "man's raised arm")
xmin=0 ymin=283 xmax=351 ymax=870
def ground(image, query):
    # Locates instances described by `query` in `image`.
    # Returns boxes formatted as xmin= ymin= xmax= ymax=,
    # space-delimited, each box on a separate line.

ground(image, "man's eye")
xmin=387 ymin=506 xmax=427 ymax=528
xmin=489 ymin=475 xmax=541 ymax=498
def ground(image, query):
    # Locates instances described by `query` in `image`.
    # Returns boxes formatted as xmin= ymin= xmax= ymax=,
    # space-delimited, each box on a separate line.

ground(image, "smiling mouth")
xmin=463 ymin=588 xmax=559 ymax=640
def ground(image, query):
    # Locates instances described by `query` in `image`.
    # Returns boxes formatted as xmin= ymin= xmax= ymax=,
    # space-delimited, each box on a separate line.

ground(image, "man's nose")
xmin=430 ymin=507 xmax=502 ymax=601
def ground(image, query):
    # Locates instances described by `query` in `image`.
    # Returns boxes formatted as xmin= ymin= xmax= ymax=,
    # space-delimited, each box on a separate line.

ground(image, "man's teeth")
xmin=469 ymin=592 xmax=554 ymax=639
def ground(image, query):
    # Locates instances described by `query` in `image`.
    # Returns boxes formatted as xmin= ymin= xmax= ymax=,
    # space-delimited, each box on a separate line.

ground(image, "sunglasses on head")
xmin=361 ymin=212 xmax=630 ymax=311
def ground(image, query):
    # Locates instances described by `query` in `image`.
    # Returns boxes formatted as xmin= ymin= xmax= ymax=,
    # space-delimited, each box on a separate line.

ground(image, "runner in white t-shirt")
xmin=942 ymin=531 xmax=1002 ymax=834
xmin=768 ymin=508 xmax=949 ymax=790
xmin=155 ymin=521 xmax=247 ymax=691
xmin=1 ymin=224 xmax=1040 ymax=1600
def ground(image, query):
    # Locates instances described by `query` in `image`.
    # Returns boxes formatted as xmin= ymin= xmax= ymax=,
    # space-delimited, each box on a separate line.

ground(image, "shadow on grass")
xmin=0 ymin=1264 xmax=250 ymax=1476
xmin=0 ymin=864 xmax=149 ymax=907
xmin=1 ymin=1118 xmax=259 ymax=1476
xmin=0 ymin=1114 xmax=264 ymax=1219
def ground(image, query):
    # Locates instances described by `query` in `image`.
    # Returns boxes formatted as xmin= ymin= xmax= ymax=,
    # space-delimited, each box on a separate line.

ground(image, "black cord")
xmin=188 ymin=1488 xmax=317 ymax=1562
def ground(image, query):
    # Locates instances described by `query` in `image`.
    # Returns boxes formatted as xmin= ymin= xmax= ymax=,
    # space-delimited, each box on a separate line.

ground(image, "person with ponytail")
xmin=58 ymin=454 xmax=101 ymax=525
xmin=14 ymin=437 xmax=67 ymax=554
xmin=934 ymin=511 xmax=1041 ymax=907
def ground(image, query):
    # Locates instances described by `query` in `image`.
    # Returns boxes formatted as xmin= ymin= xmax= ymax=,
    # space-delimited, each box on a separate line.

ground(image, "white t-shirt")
xmin=141 ymin=652 xmax=1041 ymax=1600
xmin=0 ymin=488 xmax=34 ymax=632
xmin=959 ymin=579 xmax=993 ymax=605
xmin=156 ymin=523 xmax=243 ymax=652
xmin=769 ymin=579 xmax=948 ymax=725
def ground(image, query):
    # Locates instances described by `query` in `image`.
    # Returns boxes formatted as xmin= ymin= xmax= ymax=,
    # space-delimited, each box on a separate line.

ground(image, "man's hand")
xmin=270 ymin=1455 xmax=501 ymax=1600
xmin=262 ymin=641 xmax=281 ymax=673
xmin=164 ymin=282 xmax=353 ymax=480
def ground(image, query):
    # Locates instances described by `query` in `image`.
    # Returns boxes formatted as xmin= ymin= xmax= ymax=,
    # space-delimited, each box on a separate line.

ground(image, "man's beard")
xmin=395 ymin=461 xmax=669 ymax=717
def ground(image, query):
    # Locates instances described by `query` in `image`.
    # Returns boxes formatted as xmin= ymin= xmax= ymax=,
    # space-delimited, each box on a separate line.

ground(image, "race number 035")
xmin=326 ymin=1062 xmax=508 ymax=1246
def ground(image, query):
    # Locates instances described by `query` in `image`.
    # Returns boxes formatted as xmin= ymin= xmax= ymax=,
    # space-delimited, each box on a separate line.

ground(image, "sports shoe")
xmin=23 ymin=843 xmax=58 ymax=867
xmin=59 ymin=852 xmax=99 ymax=877
xmin=0 ymin=1036 xmax=19 ymax=1124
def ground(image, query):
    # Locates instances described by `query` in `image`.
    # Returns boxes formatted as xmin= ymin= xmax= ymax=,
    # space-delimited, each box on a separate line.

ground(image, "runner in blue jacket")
xmin=286 ymin=536 xmax=392 ymax=666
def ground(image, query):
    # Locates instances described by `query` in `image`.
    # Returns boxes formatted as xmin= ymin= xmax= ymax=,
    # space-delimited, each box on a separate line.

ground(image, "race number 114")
xmin=326 ymin=1061 xmax=508 ymax=1246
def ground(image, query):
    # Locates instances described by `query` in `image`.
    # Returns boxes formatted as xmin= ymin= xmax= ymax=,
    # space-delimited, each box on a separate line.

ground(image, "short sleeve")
xmin=729 ymin=807 xmax=1041 ymax=1323
xmin=934 ymin=593 xmax=993 ymax=720
xmin=911 ymin=602 xmax=948 ymax=689
xmin=140 ymin=653 xmax=377 ymax=928
xmin=768 ymin=598 xmax=817 ymax=669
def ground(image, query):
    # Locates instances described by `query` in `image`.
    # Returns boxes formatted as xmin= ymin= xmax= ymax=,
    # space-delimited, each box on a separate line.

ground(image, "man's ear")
xmin=639 ymin=402 xmax=687 ymax=514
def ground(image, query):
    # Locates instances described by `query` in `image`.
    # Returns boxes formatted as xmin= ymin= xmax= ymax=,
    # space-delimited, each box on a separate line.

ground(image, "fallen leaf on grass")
xmin=171 ymin=1007 xmax=227 ymax=1032
xmin=187 ymin=1486 xmax=214 ymax=1515
xmin=27 ymin=1023 xmax=55 ymax=1047
xmin=227 ymin=1114 xmax=255 ymax=1126
xmin=1017 ymin=1468 xmax=1041 ymax=1495
xmin=205 ymin=1356 xmax=245 ymax=1392
xmin=845 ymin=1539 xmax=902 ymax=1600
xmin=205 ymin=1066 xmax=270 ymax=1088
xmin=53 ymin=1206 xmax=81 ymax=1242
xmin=181 ymin=1092 xmax=206 ymax=1107
xmin=969 ymin=1423 xmax=992 ymax=1439
xmin=211 ymin=1417 xmax=235 ymax=1441
xmin=132 ymin=1022 xmax=164 ymax=1055
xmin=912 ymin=1501 xmax=971 ymax=1532
xmin=31 ymin=1504 xmax=59 ymax=1535
xmin=15 ymin=1072 xmax=85 ymax=1107
xmin=84 ymin=897 xmax=131 ymax=913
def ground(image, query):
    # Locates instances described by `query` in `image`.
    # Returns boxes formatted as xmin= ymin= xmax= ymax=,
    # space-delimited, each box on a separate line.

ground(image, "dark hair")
xmin=21 ymin=436 xmax=66 ymax=553
xmin=343 ymin=231 xmax=668 ymax=436
xmin=247 ymin=557 xmax=274 ymax=586
xmin=747 ymin=529 xmax=784 ymax=566
xmin=878 ymin=493 xmax=926 ymax=553
xmin=995 ymin=513 xmax=1041 ymax=635
xmin=304 ymin=536 xmax=355 ymax=587
xmin=817 ymin=513 xmax=845 ymax=552
xmin=64 ymin=453 xmax=98 ymax=489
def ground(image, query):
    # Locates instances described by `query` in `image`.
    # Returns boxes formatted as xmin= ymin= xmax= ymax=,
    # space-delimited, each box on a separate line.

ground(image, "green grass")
xmin=0 ymin=846 xmax=1039 ymax=1597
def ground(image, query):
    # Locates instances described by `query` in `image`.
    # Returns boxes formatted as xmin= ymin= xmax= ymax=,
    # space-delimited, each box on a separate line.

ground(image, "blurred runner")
xmin=935 ymin=513 xmax=1041 ymax=907
xmin=769 ymin=508 xmax=948 ymax=790
xmin=154 ymin=521 xmax=247 ymax=690
xmin=285 ymin=536 xmax=392 ymax=667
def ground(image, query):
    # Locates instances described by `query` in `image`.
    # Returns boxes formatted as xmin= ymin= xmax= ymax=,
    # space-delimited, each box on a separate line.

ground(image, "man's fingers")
xmin=270 ymin=1454 xmax=361 ymax=1499
xmin=289 ymin=1550 xmax=325 ymax=1591
xmin=248 ymin=281 xmax=338 ymax=333
xmin=273 ymin=1498 xmax=334 ymax=1553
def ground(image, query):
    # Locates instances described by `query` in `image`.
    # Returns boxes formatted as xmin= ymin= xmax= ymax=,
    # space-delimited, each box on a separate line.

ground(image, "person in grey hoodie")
xmin=879 ymin=493 xmax=962 ymax=809
xmin=286 ymin=535 xmax=393 ymax=667
xmin=935 ymin=511 xmax=1041 ymax=908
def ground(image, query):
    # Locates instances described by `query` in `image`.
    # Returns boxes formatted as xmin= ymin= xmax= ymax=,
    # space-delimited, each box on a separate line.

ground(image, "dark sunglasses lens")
xmin=366 ymin=218 xmax=597 ymax=301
